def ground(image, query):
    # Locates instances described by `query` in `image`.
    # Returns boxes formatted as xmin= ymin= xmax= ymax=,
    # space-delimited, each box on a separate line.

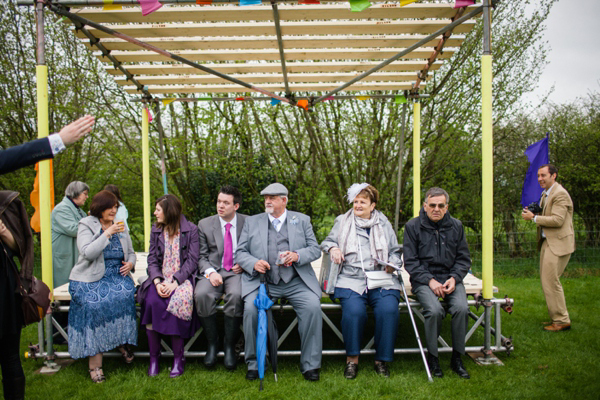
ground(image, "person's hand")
xmin=120 ymin=261 xmax=134 ymax=276
xmin=104 ymin=223 xmax=121 ymax=238
xmin=0 ymin=219 xmax=17 ymax=251
xmin=385 ymin=265 xmax=395 ymax=274
xmin=209 ymin=271 xmax=223 ymax=287
xmin=158 ymin=281 xmax=178 ymax=297
xmin=521 ymin=209 xmax=534 ymax=221
xmin=254 ymin=260 xmax=270 ymax=274
xmin=232 ymin=264 xmax=243 ymax=274
xmin=57 ymin=115 xmax=95 ymax=146
xmin=329 ymin=247 xmax=345 ymax=264
xmin=429 ymin=279 xmax=445 ymax=298
xmin=442 ymin=277 xmax=456 ymax=295
xmin=281 ymin=251 xmax=298 ymax=267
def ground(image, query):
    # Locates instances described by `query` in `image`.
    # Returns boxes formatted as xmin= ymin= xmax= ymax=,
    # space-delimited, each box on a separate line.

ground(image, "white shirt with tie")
xmin=204 ymin=214 xmax=238 ymax=278
xmin=534 ymin=183 xmax=556 ymax=238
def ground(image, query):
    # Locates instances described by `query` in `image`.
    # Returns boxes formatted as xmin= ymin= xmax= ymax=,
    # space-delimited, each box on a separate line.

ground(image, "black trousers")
xmin=0 ymin=328 xmax=24 ymax=382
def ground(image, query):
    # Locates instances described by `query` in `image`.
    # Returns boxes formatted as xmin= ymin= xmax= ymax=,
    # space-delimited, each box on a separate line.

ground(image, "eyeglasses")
xmin=427 ymin=203 xmax=446 ymax=209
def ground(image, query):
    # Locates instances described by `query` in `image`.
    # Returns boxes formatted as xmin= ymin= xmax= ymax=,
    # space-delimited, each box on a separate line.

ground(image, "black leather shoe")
xmin=246 ymin=370 xmax=259 ymax=381
xmin=450 ymin=356 xmax=470 ymax=379
xmin=344 ymin=362 xmax=358 ymax=379
xmin=303 ymin=369 xmax=320 ymax=381
xmin=428 ymin=355 xmax=443 ymax=378
xmin=374 ymin=361 xmax=390 ymax=377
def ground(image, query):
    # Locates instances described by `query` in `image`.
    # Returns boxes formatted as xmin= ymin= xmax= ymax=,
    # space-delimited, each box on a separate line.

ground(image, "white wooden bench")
xmin=43 ymin=253 xmax=512 ymax=360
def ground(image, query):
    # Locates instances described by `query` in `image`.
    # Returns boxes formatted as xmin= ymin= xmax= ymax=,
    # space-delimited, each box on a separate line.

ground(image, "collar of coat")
xmin=419 ymin=207 xmax=452 ymax=230
xmin=151 ymin=214 xmax=193 ymax=234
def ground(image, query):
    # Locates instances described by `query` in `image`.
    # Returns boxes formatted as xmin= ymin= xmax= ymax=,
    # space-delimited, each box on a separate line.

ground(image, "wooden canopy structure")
xmin=51 ymin=1 xmax=482 ymax=104
xmin=18 ymin=0 xmax=501 ymax=369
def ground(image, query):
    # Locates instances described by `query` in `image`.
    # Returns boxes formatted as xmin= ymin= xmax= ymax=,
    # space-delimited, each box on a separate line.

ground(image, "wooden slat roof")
xmin=67 ymin=1 xmax=480 ymax=98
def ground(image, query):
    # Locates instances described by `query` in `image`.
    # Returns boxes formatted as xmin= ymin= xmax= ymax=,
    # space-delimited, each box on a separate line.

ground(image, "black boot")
xmin=3 ymin=376 xmax=26 ymax=400
xmin=201 ymin=315 xmax=219 ymax=368
xmin=450 ymin=351 xmax=470 ymax=379
xmin=223 ymin=316 xmax=242 ymax=370
xmin=427 ymin=354 xmax=443 ymax=378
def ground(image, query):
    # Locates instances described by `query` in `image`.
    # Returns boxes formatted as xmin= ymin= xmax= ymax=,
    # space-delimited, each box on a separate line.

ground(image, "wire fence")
xmin=462 ymin=216 xmax=600 ymax=273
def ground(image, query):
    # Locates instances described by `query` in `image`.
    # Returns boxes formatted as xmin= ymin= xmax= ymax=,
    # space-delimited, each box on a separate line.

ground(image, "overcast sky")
xmin=521 ymin=0 xmax=600 ymax=106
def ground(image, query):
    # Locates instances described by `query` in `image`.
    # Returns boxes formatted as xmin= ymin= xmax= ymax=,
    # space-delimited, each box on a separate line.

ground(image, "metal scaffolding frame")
xmin=17 ymin=0 xmax=503 ymax=372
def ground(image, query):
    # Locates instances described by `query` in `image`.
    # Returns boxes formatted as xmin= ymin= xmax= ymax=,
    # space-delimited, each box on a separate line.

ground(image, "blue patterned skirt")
xmin=68 ymin=235 xmax=137 ymax=359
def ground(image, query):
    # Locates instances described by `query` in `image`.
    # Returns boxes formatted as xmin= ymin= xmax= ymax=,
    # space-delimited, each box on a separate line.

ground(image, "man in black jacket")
xmin=403 ymin=187 xmax=471 ymax=379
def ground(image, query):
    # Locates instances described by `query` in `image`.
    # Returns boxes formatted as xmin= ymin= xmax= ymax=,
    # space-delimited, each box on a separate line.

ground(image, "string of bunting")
xmin=153 ymin=96 xmax=409 ymax=107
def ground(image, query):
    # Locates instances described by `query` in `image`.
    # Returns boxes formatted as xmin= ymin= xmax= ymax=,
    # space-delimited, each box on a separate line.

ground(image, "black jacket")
xmin=403 ymin=208 xmax=471 ymax=289
xmin=0 ymin=137 xmax=53 ymax=175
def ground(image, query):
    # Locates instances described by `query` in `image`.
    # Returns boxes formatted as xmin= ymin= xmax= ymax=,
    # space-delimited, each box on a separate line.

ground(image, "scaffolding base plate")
xmin=469 ymin=352 xmax=504 ymax=366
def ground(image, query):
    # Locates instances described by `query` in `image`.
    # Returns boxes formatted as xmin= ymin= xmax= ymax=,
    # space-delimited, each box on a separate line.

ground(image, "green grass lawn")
xmin=13 ymin=273 xmax=600 ymax=400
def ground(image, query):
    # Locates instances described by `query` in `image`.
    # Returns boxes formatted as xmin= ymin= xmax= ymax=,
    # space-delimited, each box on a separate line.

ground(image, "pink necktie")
xmin=223 ymin=223 xmax=233 ymax=271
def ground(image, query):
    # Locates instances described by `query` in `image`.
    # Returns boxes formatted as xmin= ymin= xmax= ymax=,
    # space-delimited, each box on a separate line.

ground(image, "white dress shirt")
xmin=204 ymin=214 xmax=238 ymax=278
xmin=534 ymin=183 xmax=556 ymax=238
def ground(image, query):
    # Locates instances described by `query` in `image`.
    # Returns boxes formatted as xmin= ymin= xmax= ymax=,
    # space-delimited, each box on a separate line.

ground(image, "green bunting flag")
xmin=395 ymin=95 xmax=407 ymax=104
xmin=349 ymin=0 xmax=371 ymax=12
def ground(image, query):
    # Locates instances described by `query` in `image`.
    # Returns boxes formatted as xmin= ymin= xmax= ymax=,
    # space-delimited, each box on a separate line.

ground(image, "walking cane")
xmin=375 ymin=258 xmax=433 ymax=382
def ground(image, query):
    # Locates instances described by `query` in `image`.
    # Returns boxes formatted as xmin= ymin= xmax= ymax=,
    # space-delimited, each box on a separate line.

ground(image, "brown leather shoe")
xmin=544 ymin=323 xmax=571 ymax=331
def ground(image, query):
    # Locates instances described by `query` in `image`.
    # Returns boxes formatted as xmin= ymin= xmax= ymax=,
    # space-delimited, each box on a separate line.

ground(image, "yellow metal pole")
xmin=412 ymin=101 xmax=421 ymax=218
xmin=37 ymin=65 xmax=52 ymax=292
xmin=142 ymin=108 xmax=151 ymax=252
xmin=481 ymin=54 xmax=493 ymax=299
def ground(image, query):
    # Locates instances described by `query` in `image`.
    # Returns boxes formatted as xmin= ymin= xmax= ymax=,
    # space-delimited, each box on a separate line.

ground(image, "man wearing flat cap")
xmin=236 ymin=183 xmax=323 ymax=381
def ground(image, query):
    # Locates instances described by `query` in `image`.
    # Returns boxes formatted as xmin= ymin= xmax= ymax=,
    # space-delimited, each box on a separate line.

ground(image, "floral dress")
xmin=163 ymin=231 xmax=194 ymax=320
xmin=68 ymin=233 xmax=137 ymax=359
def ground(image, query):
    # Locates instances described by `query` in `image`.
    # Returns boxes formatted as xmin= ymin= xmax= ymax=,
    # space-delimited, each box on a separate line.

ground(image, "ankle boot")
xmin=223 ymin=316 xmax=242 ymax=370
xmin=147 ymin=329 xmax=161 ymax=377
xmin=201 ymin=315 xmax=220 ymax=368
xmin=170 ymin=336 xmax=185 ymax=378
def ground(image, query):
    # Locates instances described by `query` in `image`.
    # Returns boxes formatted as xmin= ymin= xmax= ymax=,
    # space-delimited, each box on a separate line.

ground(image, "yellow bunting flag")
xmin=357 ymin=96 xmax=370 ymax=101
xmin=400 ymin=0 xmax=418 ymax=6
xmin=162 ymin=98 xmax=176 ymax=106
xmin=30 ymin=161 xmax=55 ymax=233
xmin=103 ymin=0 xmax=123 ymax=11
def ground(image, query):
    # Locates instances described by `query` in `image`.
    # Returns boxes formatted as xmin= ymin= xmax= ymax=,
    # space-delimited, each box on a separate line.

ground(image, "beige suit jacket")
xmin=536 ymin=183 xmax=575 ymax=257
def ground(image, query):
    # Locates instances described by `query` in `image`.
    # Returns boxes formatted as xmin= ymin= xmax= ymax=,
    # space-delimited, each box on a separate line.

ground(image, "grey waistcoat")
xmin=267 ymin=221 xmax=297 ymax=284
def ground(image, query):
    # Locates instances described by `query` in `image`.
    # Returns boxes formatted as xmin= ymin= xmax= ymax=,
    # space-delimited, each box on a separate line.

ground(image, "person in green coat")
xmin=52 ymin=181 xmax=89 ymax=289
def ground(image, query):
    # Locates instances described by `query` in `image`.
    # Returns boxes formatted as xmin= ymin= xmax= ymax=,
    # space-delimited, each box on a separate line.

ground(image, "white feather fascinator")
xmin=346 ymin=183 xmax=369 ymax=203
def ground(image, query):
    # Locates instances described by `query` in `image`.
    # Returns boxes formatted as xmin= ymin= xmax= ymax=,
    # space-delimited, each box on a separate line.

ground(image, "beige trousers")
xmin=540 ymin=239 xmax=571 ymax=324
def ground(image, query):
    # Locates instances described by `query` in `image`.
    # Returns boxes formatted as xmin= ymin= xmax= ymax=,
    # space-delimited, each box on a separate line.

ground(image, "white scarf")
xmin=338 ymin=209 xmax=388 ymax=268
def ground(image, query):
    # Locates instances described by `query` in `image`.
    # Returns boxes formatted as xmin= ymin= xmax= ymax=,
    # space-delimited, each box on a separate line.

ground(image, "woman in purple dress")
xmin=138 ymin=194 xmax=200 ymax=378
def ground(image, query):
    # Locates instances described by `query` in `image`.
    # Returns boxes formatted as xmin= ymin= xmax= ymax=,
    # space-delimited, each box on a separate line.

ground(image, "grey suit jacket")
xmin=236 ymin=210 xmax=321 ymax=298
xmin=197 ymin=213 xmax=247 ymax=276
xmin=70 ymin=216 xmax=136 ymax=283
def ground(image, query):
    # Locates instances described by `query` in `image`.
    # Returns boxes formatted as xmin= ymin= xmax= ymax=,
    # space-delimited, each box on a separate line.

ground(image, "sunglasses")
xmin=427 ymin=203 xmax=447 ymax=209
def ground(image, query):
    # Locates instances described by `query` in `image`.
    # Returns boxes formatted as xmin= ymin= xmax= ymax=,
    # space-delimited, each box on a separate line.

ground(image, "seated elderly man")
xmin=236 ymin=183 xmax=323 ymax=381
xmin=403 ymin=187 xmax=471 ymax=379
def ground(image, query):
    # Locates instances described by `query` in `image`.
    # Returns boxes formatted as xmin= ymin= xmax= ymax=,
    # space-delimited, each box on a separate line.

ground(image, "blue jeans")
xmin=333 ymin=287 xmax=400 ymax=361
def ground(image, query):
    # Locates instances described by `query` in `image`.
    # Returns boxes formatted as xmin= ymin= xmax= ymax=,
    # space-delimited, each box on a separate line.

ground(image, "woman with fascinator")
xmin=320 ymin=183 xmax=403 ymax=379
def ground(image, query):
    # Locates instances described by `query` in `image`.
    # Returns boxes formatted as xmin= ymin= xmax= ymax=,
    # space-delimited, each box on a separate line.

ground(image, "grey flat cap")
xmin=260 ymin=183 xmax=288 ymax=196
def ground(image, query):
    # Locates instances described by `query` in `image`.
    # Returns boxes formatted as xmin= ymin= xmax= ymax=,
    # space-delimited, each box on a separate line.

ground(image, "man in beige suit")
xmin=522 ymin=164 xmax=575 ymax=331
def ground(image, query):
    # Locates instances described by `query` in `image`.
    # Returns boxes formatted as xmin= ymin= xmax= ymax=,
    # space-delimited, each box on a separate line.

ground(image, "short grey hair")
xmin=65 ymin=181 xmax=90 ymax=199
xmin=424 ymin=187 xmax=449 ymax=203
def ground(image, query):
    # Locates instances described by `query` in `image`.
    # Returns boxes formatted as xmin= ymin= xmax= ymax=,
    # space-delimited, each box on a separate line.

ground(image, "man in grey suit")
xmin=236 ymin=183 xmax=323 ymax=381
xmin=195 ymin=186 xmax=247 ymax=370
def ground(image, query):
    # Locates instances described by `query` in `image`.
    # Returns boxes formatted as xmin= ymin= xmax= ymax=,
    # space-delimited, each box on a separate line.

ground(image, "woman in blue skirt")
xmin=68 ymin=190 xmax=138 ymax=383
